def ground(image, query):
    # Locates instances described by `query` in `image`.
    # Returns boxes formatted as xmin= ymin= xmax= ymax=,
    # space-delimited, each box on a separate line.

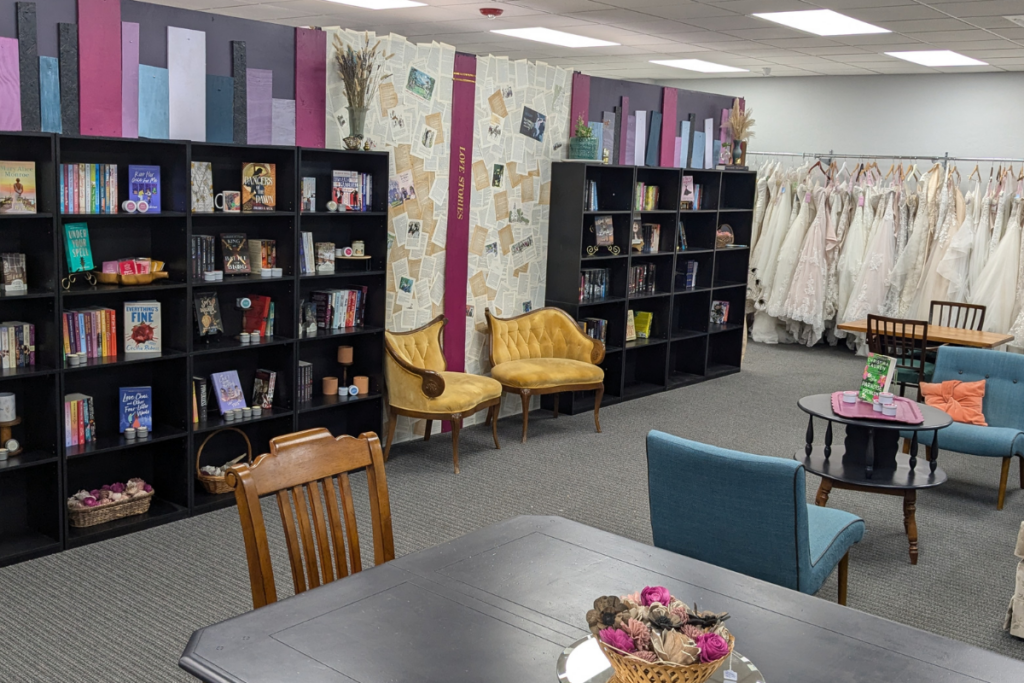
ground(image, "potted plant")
xmin=569 ymin=115 xmax=599 ymax=160
xmin=728 ymin=98 xmax=755 ymax=167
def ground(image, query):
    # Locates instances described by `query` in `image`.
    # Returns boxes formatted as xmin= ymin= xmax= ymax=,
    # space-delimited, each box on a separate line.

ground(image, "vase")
xmin=347 ymin=105 xmax=369 ymax=140
xmin=569 ymin=136 xmax=599 ymax=160
xmin=733 ymin=140 xmax=747 ymax=166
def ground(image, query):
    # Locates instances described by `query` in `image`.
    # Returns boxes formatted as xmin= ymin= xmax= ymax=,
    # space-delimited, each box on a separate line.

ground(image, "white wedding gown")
xmin=971 ymin=194 xmax=1023 ymax=333
xmin=937 ymin=180 xmax=979 ymax=303
xmin=780 ymin=185 xmax=835 ymax=346
xmin=842 ymin=188 xmax=898 ymax=341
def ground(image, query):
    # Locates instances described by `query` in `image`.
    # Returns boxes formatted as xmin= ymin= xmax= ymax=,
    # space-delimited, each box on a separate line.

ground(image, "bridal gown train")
xmin=766 ymin=185 xmax=817 ymax=319
xmin=834 ymin=186 xmax=870 ymax=337
xmin=780 ymin=185 xmax=835 ymax=346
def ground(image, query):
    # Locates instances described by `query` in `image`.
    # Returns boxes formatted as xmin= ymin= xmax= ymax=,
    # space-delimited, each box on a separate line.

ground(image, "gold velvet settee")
xmin=383 ymin=315 xmax=501 ymax=473
xmin=485 ymin=307 xmax=605 ymax=443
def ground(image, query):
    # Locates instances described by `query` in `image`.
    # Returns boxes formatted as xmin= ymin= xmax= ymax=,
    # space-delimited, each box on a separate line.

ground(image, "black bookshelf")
xmin=545 ymin=161 xmax=754 ymax=415
xmin=0 ymin=133 xmax=387 ymax=564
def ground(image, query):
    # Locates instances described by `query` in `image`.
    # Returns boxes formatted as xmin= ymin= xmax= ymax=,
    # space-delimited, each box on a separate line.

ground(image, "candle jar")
xmin=323 ymin=376 xmax=339 ymax=395
xmin=352 ymin=240 xmax=365 ymax=256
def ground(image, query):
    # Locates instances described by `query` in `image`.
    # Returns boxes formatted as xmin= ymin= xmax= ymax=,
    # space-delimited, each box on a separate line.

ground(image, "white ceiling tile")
xmin=795 ymin=46 xmax=873 ymax=56
xmin=762 ymin=37 xmax=847 ymax=49
xmin=675 ymin=15 xmax=767 ymax=32
xmin=844 ymin=5 xmax=949 ymax=22
xmin=510 ymin=0 xmax=609 ymax=12
xmin=905 ymin=29 xmax=1001 ymax=42
xmin=639 ymin=3 xmax=740 ymax=21
xmin=988 ymin=28 xmax=1024 ymax=40
xmin=926 ymin=1 xmax=1024 ymax=18
xmin=882 ymin=18 xmax=974 ymax=33
xmin=207 ymin=3 xmax=311 ymax=19
xmin=712 ymin=0 xmax=809 ymax=13
xmin=719 ymin=27 xmax=806 ymax=40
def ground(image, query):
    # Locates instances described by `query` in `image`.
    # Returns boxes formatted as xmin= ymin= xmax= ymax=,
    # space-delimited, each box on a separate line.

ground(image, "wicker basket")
xmin=598 ymin=633 xmax=734 ymax=683
xmin=67 ymin=491 xmax=154 ymax=528
xmin=196 ymin=427 xmax=252 ymax=495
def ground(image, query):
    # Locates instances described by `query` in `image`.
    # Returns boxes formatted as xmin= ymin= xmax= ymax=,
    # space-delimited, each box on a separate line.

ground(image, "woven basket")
xmin=67 ymin=491 xmax=154 ymax=528
xmin=598 ymin=633 xmax=734 ymax=683
xmin=196 ymin=427 xmax=252 ymax=495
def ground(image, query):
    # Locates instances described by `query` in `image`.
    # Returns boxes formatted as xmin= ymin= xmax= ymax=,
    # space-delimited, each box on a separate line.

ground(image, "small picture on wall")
xmin=396 ymin=170 xmax=416 ymax=202
xmin=388 ymin=177 xmax=404 ymax=207
xmin=420 ymin=126 xmax=437 ymax=149
xmin=399 ymin=276 xmax=414 ymax=294
xmin=520 ymin=107 xmax=546 ymax=142
xmin=522 ymin=301 xmax=532 ymax=313
xmin=466 ymin=304 xmax=474 ymax=317
xmin=484 ymin=242 xmax=499 ymax=258
xmin=406 ymin=66 xmax=436 ymax=102
xmin=408 ymin=220 xmax=422 ymax=238
xmin=492 ymin=164 xmax=504 ymax=188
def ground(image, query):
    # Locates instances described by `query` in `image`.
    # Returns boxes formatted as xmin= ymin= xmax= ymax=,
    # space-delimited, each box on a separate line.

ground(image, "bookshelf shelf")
xmin=545 ymin=161 xmax=753 ymax=417
xmin=298 ymin=326 xmax=384 ymax=341
xmin=298 ymin=391 xmax=383 ymax=414
xmin=0 ymin=133 xmax=387 ymax=566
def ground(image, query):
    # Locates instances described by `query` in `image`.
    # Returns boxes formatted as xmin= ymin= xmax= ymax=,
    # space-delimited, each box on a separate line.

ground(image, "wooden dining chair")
xmin=929 ymin=301 xmax=986 ymax=331
xmin=225 ymin=428 xmax=395 ymax=609
xmin=866 ymin=314 xmax=931 ymax=398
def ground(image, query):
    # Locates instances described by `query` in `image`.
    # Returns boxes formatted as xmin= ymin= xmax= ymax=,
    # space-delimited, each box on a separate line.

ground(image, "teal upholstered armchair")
xmin=901 ymin=347 xmax=1024 ymax=510
xmin=647 ymin=431 xmax=865 ymax=605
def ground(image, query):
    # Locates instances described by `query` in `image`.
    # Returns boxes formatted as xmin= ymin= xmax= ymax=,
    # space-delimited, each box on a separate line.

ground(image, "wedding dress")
xmin=971 ymin=193 xmax=1022 ymax=333
xmin=937 ymin=180 xmax=979 ymax=303
xmin=884 ymin=168 xmax=938 ymax=317
xmin=780 ymin=185 xmax=834 ymax=346
xmin=842 ymin=188 xmax=897 ymax=340
xmin=767 ymin=183 xmax=817 ymax=319
xmin=750 ymin=162 xmax=773 ymax=254
xmin=969 ymin=181 xmax=995 ymax=294
xmin=911 ymin=174 xmax=964 ymax=319
xmin=823 ymin=186 xmax=851 ymax=326
xmin=751 ymin=175 xmax=796 ymax=311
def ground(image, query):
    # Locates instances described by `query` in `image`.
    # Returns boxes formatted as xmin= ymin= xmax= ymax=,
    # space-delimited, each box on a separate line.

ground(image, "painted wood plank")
xmin=660 ymin=87 xmax=677 ymax=168
xmin=569 ymin=71 xmax=589 ymax=136
xmin=168 ymin=26 xmax=206 ymax=142
xmin=78 ymin=0 xmax=122 ymax=137
xmin=39 ymin=55 xmax=61 ymax=133
xmin=0 ymin=38 xmax=21 ymax=131
xmin=206 ymin=74 xmax=233 ymax=144
xmin=138 ymin=65 xmax=169 ymax=140
xmin=294 ymin=28 xmax=325 ymax=148
xmin=246 ymin=67 xmax=272 ymax=145
xmin=121 ymin=22 xmax=139 ymax=138
xmin=58 ymin=23 xmax=78 ymax=135
xmin=272 ymin=98 xmax=295 ymax=146
xmin=16 ymin=3 xmax=39 ymax=132
xmin=232 ymin=41 xmax=246 ymax=144
xmin=617 ymin=96 xmax=629 ymax=166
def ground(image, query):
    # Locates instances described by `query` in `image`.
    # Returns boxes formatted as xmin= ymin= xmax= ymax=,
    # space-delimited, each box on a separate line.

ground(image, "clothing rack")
xmin=748 ymin=150 xmax=1024 ymax=168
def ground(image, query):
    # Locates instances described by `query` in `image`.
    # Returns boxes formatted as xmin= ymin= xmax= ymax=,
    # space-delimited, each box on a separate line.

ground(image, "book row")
xmin=628 ymin=263 xmax=657 ymax=297
xmin=63 ymin=302 xmax=161 ymax=358
xmin=307 ymin=288 xmax=369 ymax=331
xmin=0 ymin=322 xmax=36 ymax=368
xmin=580 ymin=268 xmax=610 ymax=303
xmin=191 ymin=234 xmax=279 ymax=278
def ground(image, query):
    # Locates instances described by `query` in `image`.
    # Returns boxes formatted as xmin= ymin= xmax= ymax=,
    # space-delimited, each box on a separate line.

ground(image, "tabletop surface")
xmin=836 ymin=318 xmax=1014 ymax=348
xmin=798 ymin=393 xmax=953 ymax=431
xmin=180 ymin=516 xmax=1024 ymax=683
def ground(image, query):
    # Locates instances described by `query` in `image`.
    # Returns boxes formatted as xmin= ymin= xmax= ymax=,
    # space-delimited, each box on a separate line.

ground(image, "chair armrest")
xmin=384 ymin=339 xmax=445 ymax=398
xmin=590 ymin=338 xmax=606 ymax=364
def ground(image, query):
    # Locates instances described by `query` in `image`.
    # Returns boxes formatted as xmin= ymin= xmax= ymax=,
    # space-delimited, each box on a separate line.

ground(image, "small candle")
xmin=882 ymin=403 xmax=897 ymax=416
xmin=224 ymin=411 xmax=235 ymax=421
xmin=250 ymin=330 xmax=261 ymax=342
xmin=842 ymin=391 xmax=857 ymax=403
xmin=124 ymin=428 xmax=136 ymax=439
xmin=239 ymin=332 xmax=251 ymax=344
xmin=879 ymin=392 xmax=894 ymax=405
xmin=137 ymin=426 xmax=148 ymax=438
xmin=872 ymin=400 xmax=882 ymax=412
xmin=0 ymin=448 xmax=8 ymax=461
xmin=337 ymin=345 xmax=354 ymax=363
xmin=252 ymin=406 xmax=262 ymax=417
xmin=242 ymin=407 xmax=252 ymax=419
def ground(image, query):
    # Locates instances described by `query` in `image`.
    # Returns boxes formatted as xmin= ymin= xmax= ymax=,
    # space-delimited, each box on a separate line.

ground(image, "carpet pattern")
xmin=1 ymin=342 xmax=1022 ymax=681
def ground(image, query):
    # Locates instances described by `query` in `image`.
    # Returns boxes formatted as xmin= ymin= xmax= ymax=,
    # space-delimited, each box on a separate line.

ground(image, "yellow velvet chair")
xmin=485 ymin=307 xmax=605 ymax=443
xmin=384 ymin=315 xmax=501 ymax=473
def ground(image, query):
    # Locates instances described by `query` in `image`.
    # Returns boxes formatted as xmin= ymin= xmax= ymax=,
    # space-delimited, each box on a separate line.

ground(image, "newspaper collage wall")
xmin=326 ymin=30 xmax=455 ymax=442
xmin=463 ymin=57 xmax=571 ymax=424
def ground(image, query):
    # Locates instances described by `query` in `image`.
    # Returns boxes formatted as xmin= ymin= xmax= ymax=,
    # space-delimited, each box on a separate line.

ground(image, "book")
xmin=298 ymin=360 xmax=313 ymax=402
xmin=193 ymin=376 xmax=208 ymax=421
xmin=710 ymin=300 xmax=730 ymax=325
xmin=242 ymin=294 xmax=271 ymax=335
xmin=580 ymin=317 xmax=608 ymax=343
xmin=119 ymin=386 xmax=152 ymax=432
xmin=242 ymin=162 xmax=276 ymax=211
xmin=247 ymin=239 xmax=276 ymax=275
xmin=634 ymin=311 xmax=653 ymax=339
xmin=220 ymin=233 xmax=251 ymax=274
xmin=194 ymin=292 xmax=224 ymax=336
xmin=681 ymin=176 xmax=695 ymax=209
xmin=858 ymin=353 xmax=897 ymax=402
xmin=678 ymin=222 xmax=688 ymax=251
xmin=316 ymin=242 xmax=336 ymax=273
xmin=0 ymin=161 xmax=36 ymax=214
xmin=63 ymin=222 xmax=94 ymax=273
xmin=0 ymin=253 xmax=27 ymax=292
xmin=301 ymin=177 xmax=316 ymax=212
xmin=128 ymin=165 xmax=161 ymax=213
xmin=191 ymin=161 xmax=214 ymax=213
xmin=252 ymin=369 xmax=276 ymax=409
xmin=594 ymin=216 xmax=614 ymax=247
xmin=64 ymin=393 xmax=96 ymax=446
xmin=211 ymin=370 xmax=247 ymax=414
xmin=684 ymin=260 xmax=698 ymax=289
xmin=332 ymin=170 xmax=362 ymax=211
xmin=124 ymin=301 xmax=161 ymax=354
xmin=579 ymin=269 xmax=609 ymax=303
xmin=625 ymin=309 xmax=637 ymax=342
xmin=0 ymin=321 xmax=35 ymax=367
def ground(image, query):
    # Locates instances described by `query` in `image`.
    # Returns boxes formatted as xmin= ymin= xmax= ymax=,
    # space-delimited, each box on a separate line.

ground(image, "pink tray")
xmin=830 ymin=392 xmax=924 ymax=425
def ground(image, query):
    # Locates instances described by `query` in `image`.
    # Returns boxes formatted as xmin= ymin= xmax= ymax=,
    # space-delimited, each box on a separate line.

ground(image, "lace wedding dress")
xmin=972 ymin=195 xmax=1023 ymax=333
xmin=937 ymin=180 xmax=979 ymax=303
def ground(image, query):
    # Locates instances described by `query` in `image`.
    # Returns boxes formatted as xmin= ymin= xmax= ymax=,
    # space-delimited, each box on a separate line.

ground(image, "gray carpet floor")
xmin=1 ymin=341 xmax=1022 ymax=681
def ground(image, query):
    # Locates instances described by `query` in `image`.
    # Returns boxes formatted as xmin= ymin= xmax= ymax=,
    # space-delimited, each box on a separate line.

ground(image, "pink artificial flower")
xmin=90 ymin=489 xmax=100 ymax=497
xmin=101 ymin=485 xmax=112 ymax=491
xmin=110 ymin=482 xmax=126 ymax=494
xmin=143 ymin=484 xmax=153 ymax=493
xmin=696 ymin=633 xmax=729 ymax=663
xmin=82 ymin=497 xmax=98 ymax=507
xmin=599 ymin=627 xmax=636 ymax=653
xmin=640 ymin=586 xmax=672 ymax=607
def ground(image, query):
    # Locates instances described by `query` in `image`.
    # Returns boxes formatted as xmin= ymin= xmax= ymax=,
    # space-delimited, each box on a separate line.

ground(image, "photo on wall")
xmin=492 ymin=164 xmax=504 ymax=188
xmin=406 ymin=66 xmax=436 ymax=102
xmin=520 ymin=107 xmax=547 ymax=142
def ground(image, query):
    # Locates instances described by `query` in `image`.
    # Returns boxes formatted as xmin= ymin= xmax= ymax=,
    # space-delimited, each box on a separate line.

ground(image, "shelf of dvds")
xmin=545 ymin=161 xmax=753 ymax=415
xmin=0 ymin=133 xmax=387 ymax=564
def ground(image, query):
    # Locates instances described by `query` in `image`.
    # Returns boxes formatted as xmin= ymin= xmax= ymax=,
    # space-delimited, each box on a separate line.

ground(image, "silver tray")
xmin=556 ymin=636 xmax=765 ymax=683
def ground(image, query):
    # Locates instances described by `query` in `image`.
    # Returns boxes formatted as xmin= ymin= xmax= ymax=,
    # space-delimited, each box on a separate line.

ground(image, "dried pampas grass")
xmin=728 ymin=98 xmax=755 ymax=141
xmin=332 ymin=32 xmax=392 ymax=109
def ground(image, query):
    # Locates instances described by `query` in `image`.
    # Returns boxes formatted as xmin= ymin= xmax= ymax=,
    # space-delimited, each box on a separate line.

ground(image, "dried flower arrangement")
xmin=728 ymin=98 xmax=755 ymax=142
xmin=67 ymin=478 xmax=155 ymax=527
xmin=586 ymin=586 xmax=733 ymax=683
xmin=332 ymin=33 xmax=392 ymax=111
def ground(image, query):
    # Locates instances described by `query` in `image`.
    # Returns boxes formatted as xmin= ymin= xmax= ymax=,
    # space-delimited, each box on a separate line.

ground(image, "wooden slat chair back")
xmin=225 ymin=428 xmax=395 ymax=609
xmin=866 ymin=314 xmax=930 ymax=395
xmin=929 ymin=300 xmax=986 ymax=331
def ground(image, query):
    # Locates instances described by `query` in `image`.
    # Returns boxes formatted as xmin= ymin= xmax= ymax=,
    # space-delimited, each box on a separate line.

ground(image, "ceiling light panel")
xmin=885 ymin=50 xmax=988 ymax=67
xmin=325 ymin=0 xmax=425 ymax=9
xmin=490 ymin=27 xmax=619 ymax=48
xmin=649 ymin=59 xmax=748 ymax=73
xmin=753 ymin=10 xmax=890 ymax=36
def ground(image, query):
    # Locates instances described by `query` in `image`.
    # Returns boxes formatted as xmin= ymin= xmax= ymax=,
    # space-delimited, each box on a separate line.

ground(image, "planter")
xmin=733 ymin=140 xmax=748 ymax=166
xmin=347 ymin=105 xmax=369 ymax=140
xmin=569 ymin=136 xmax=599 ymax=160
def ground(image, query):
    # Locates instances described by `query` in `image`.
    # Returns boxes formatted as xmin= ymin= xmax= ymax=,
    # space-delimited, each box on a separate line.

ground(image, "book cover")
xmin=194 ymin=292 xmax=224 ymax=336
xmin=685 ymin=261 xmax=698 ymax=289
xmin=594 ymin=216 xmax=614 ymax=247
xmin=124 ymin=300 xmax=161 ymax=354
xmin=220 ymin=233 xmax=251 ymax=274
xmin=681 ymin=176 xmax=695 ymax=209
xmin=242 ymin=294 xmax=271 ymax=334
xmin=859 ymin=353 xmax=897 ymax=402
xmin=316 ymin=242 xmax=336 ymax=273
xmin=0 ymin=161 xmax=36 ymax=214
xmin=128 ymin=165 xmax=161 ymax=213
xmin=242 ymin=162 xmax=276 ymax=211
xmin=191 ymin=161 xmax=214 ymax=213
xmin=332 ymin=170 xmax=362 ymax=211
xmin=193 ymin=376 xmax=208 ymax=419
xmin=0 ymin=253 xmax=27 ymax=291
xmin=211 ymin=370 xmax=247 ymax=414
xmin=710 ymin=300 xmax=730 ymax=325
xmin=634 ymin=311 xmax=653 ymax=339
xmin=252 ymin=368 xmax=276 ymax=409
xmin=301 ymin=177 xmax=316 ymax=212
xmin=625 ymin=309 xmax=637 ymax=342
xmin=119 ymin=386 xmax=153 ymax=432
xmin=63 ymin=222 xmax=94 ymax=273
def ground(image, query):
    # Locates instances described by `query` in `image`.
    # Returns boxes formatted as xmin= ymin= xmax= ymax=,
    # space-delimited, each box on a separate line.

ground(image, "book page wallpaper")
xmin=326 ymin=29 xmax=455 ymax=442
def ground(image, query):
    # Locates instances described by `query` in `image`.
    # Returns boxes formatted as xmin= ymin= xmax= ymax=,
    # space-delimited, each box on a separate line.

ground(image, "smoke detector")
xmin=1006 ymin=15 xmax=1024 ymax=28
xmin=761 ymin=67 xmax=772 ymax=76
xmin=480 ymin=7 xmax=504 ymax=19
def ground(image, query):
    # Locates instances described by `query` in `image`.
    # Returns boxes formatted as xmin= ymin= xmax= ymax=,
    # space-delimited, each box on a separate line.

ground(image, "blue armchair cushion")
xmin=806 ymin=505 xmax=865 ymax=592
xmin=903 ymin=422 xmax=1024 ymax=458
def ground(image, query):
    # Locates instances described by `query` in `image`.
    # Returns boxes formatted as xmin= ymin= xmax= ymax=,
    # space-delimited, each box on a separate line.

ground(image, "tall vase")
xmin=733 ymin=140 xmax=747 ymax=166
xmin=347 ymin=105 xmax=369 ymax=139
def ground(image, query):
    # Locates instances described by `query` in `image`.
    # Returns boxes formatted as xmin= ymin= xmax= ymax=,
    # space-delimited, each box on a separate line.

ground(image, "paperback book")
xmin=124 ymin=301 xmax=161 ymax=354
xmin=119 ymin=386 xmax=152 ymax=432
xmin=59 ymin=163 xmax=118 ymax=214
xmin=0 ymin=161 xmax=36 ymax=213
xmin=252 ymin=369 xmax=276 ymax=409
xmin=0 ymin=253 xmax=27 ymax=292
xmin=625 ymin=309 xmax=637 ymax=342
xmin=63 ymin=222 xmax=95 ymax=273
xmin=242 ymin=162 xmax=276 ymax=211
xmin=191 ymin=161 xmax=214 ymax=212
xmin=193 ymin=376 xmax=208 ymax=422
xmin=64 ymin=393 xmax=96 ymax=446
xmin=594 ymin=216 xmax=614 ymax=248
xmin=0 ymin=321 xmax=35 ymax=367
xmin=221 ymin=233 xmax=251 ymax=274
xmin=211 ymin=370 xmax=247 ymax=414
xmin=858 ymin=353 xmax=897 ymax=402
xmin=128 ymin=165 xmax=161 ymax=212
xmin=710 ymin=300 xmax=730 ymax=325
xmin=634 ymin=311 xmax=653 ymax=339
xmin=301 ymin=177 xmax=316 ymax=212
xmin=194 ymin=292 xmax=224 ymax=336
xmin=316 ymin=242 xmax=336 ymax=273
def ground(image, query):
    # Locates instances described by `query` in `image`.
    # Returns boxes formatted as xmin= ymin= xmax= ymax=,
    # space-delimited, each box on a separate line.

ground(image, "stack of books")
xmin=638 ymin=223 xmax=661 ymax=253
xmin=299 ymin=231 xmax=315 ymax=274
xmin=586 ymin=180 xmax=600 ymax=210
xmin=248 ymin=239 xmax=277 ymax=275
xmin=579 ymin=268 xmax=610 ymax=303
xmin=681 ymin=260 xmax=699 ymax=289
xmin=310 ymin=288 xmax=368 ymax=330
xmin=63 ymin=309 xmax=115 ymax=359
xmin=579 ymin=317 xmax=608 ymax=343
xmin=252 ymin=369 xmax=277 ymax=409
xmin=0 ymin=321 xmax=35 ymax=368
xmin=635 ymin=183 xmax=660 ymax=211
xmin=191 ymin=235 xmax=216 ymax=279
xmin=63 ymin=393 xmax=96 ymax=446
xmin=60 ymin=163 xmax=119 ymax=214
xmin=332 ymin=171 xmax=373 ymax=212
xmin=680 ymin=176 xmax=704 ymax=210
xmin=629 ymin=263 xmax=657 ymax=297
xmin=298 ymin=361 xmax=313 ymax=402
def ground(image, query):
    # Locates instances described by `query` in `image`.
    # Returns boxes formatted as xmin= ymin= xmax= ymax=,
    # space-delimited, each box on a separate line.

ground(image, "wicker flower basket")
xmin=196 ymin=427 xmax=252 ymax=495
xmin=597 ymin=633 xmax=734 ymax=683
xmin=67 ymin=490 xmax=154 ymax=528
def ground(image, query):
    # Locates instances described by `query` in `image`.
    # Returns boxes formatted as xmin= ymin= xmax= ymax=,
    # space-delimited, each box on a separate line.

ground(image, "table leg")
xmin=805 ymin=415 xmax=814 ymax=456
xmin=815 ymin=479 xmax=833 ymax=507
xmin=865 ymin=427 xmax=875 ymax=479
xmin=909 ymin=432 xmax=918 ymax=471
xmin=824 ymin=422 xmax=833 ymax=459
xmin=930 ymin=431 xmax=939 ymax=474
xmin=903 ymin=490 xmax=918 ymax=565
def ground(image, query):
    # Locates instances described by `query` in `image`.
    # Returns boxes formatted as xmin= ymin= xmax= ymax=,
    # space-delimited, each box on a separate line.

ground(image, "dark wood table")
xmin=179 ymin=516 xmax=1024 ymax=683
xmin=798 ymin=394 xmax=952 ymax=564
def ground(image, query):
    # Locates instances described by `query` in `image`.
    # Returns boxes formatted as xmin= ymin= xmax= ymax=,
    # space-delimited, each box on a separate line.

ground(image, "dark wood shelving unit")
xmin=0 ymin=133 xmax=387 ymax=565
xmin=545 ymin=161 xmax=754 ymax=415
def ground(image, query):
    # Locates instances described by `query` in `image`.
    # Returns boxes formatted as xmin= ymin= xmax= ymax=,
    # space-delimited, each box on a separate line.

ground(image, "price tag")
xmin=723 ymin=670 xmax=737 ymax=681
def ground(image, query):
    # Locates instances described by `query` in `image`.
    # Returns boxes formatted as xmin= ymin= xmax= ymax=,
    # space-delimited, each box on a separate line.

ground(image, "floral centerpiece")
xmin=586 ymin=586 xmax=733 ymax=683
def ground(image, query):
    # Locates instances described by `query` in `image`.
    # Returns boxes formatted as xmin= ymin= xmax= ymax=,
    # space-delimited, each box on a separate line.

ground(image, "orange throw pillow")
xmin=920 ymin=379 xmax=987 ymax=426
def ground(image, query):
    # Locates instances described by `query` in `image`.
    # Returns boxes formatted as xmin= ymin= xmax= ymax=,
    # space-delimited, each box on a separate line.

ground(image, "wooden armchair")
xmin=384 ymin=315 xmax=501 ymax=473
xmin=225 ymin=428 xmax=394 ymax=609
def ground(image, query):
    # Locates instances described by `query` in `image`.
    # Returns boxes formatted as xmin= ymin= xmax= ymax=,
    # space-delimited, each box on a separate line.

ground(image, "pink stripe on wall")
xmin=660 ymin=87 xmax=677 ymax=167
xmin=122 ymin=22 xmax=139 ymax=138
xmin=617 ymin=96 xmax=629 ymax=165
xmin=247 ymin=68 xmax=273 ymax=145
xmin=294 ymin=28 xmax=326 ymax=148
xmin=443 ymin=53 xmax=476 ymax=376
xmin=78 ymin=0 xmax=122 ymax=137
xmin=569 ymin=71 xmax=590 ymax=133
xmin=0 ymin=38 xmax=21 ymax=132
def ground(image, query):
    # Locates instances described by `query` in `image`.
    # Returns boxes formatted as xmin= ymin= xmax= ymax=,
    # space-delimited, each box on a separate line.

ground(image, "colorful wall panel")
xmin=138 ymin=64 xmax=168 ymax=140
xmin=16 ymin=2 xmax=39 ymax=132
xmin=271 ymin=98 xmax=295 ymax=146
xmin=246 ymin=67 xmax=272 ymax=145
xmin=39 ymin=55 xmax=61 ymax=133
xmin=0 ymin=38 xmax=21 ymax=131
xmin=58 ymin=22 xmax=78 ymax=135
xmin=121 ymin=22 xmax=139 ymax=138
xmin=294 ymin=27 xmax=325 ymax=149
xmin=205 ymin=74 xmax=233 ymax=144
xmin=77 ymin=0 xmax=121 ymax=137
xmin=167 ymin=26 xmax=206 ymax=142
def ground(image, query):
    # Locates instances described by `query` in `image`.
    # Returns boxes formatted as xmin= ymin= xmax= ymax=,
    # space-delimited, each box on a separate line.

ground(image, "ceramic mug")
xmin=216 ymin=190 xmax=241 ymax=212
xmin=121 ymin=200 xmax=138 ymax=213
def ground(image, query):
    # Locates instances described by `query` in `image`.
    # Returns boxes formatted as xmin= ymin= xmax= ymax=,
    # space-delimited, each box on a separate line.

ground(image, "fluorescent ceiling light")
xmin=490 ymin=27 xmax=618 ymax=48
xmin=885 ymin=50 xmax=987 ymax=67
xmin=753 ymin=10 xmax=889 ymax=36
xmin=650 ymin=59 xmax=748 ymax=74
xmin=326 ymin=0 xmax=425 ymax=9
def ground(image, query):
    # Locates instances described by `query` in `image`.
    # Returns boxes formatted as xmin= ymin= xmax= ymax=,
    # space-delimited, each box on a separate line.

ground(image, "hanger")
xmin=807 ymin=159 xmax=830 ymax=180
xmin=969 ymin=164 xmax=981 ymax=181
xmin=906 ymin=163 xmax=920 ymax=182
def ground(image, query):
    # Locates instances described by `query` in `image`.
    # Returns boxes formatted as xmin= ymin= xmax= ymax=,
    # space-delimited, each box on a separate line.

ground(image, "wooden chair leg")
xmin=552 ymin=393 xmax=559 ymax=419
xmin=520 ymin=392 xmax=530 ymax=443
xmin=423 ymin=419 xmax=432 ymax=442
xmin=924 ymin=446 xmax=932 ymax=461
xmin=451 ymin=419 xmax=461 ymax=474
xmin=901 ymin=438 xmax=911 ymax=454
xmin=383 ymin=408 xmax=398 ymax=462
xmin=998 ymin=457 xmax=1011 ymax=510
xmin=484 ymin=409 xmax=492 ymax=426
xmin=594 ymin=385 xmax=604 ymax=433
xmin=903 ymin=490 xmax=918 ymax=565
xmin=837 ymin=553 xmax=849 ymax=606
xmin=1019 ymin=455 xmax=1024 ymax=489
xmin=490 ymin=406 xmax=500 ymax=450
